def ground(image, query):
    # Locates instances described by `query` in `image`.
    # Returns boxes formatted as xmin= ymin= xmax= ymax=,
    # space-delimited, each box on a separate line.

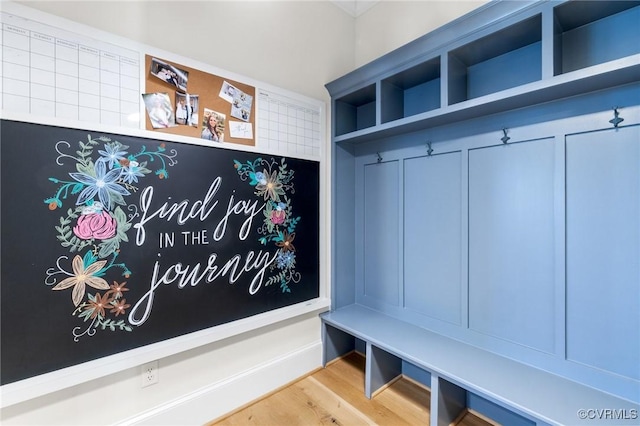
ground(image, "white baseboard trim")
xmin=116 ymin=340 xmax=323 ymax=425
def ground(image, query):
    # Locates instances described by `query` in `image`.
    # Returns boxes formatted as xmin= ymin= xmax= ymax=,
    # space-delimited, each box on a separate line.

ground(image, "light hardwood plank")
xmin=210 ymin=352 xmax=495 ymax=426
xmin=373 ymin=378 xmax=430 ymax=425
xmin=214 ymin=376 xmax=370 ymax=426
xmin=312 ymin=357 xmax=419 ymax=425
xmin=455 ymin=409 xmax=500 ymax=426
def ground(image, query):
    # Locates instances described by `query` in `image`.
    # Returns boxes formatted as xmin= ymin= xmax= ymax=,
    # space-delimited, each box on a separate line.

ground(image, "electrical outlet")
xmin=141 ymin=360 xmax=159 ymax=388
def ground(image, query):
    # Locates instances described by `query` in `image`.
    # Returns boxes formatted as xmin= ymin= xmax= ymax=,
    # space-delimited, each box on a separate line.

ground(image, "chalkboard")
xmin=0 ymin=119 xmax=320 ymax=385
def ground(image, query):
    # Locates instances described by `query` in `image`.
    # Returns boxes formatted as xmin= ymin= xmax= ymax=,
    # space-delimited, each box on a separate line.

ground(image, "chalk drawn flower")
xmin=69 ymin=160 xmax=130 ymax=209
xmin=121 ymin=161 xmax=146 ymax=184
xmin=256 ymin=170 xmax=284 ymax=201
xmin=276 ymin=251 xmax=295 ymax=269
xmin=109 ymin=298 xmax=131 ymax=317
xmin=253 ymin=171 xmax=266 ymax=186
xmin=270 ymin=209 xmax=286 ymax=225
xmin=84 ymin=292 xmax=111 ymax=319
xmin=73 ymin=211 xmax=117 ymax=240
xmin=52 ymin=255 xmax=109 ymax=306
xmin=108 ymin=281 xmax=129 ymax=299
xmin=98 ymin=143 xmax=127 ymax=169
xmin=276 ymin=231 xmax=296 ymax=252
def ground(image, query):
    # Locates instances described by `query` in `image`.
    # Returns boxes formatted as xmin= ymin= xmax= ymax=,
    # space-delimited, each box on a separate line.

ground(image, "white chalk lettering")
xmin=133 ymin=178 xmax=222 ymax=246
xmin=159 ymin=232 xmax=174 ymax=249
xmin=128 ymin=250 xmax=278 ymax=326
xmin=212 ymin=192 xmax=264 ymax=241
xmin=181 ymin=230 xmax=208 ymax=245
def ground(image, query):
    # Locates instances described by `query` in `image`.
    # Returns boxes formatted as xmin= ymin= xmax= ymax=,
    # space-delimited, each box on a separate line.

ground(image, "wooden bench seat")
xmin=321 ymin=305 xmax=639 ymax=426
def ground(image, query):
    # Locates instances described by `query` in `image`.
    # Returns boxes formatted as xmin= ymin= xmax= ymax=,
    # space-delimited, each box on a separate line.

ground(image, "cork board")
xmin=144 ymin=55 xmax=256 ymax=146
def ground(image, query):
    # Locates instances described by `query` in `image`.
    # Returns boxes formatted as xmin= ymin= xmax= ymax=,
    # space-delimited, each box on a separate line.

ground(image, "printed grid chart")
xmin=258 ymin=89 xmax=321 ymax=158
xmin=1 ymin=12 xmax=140 ymax=128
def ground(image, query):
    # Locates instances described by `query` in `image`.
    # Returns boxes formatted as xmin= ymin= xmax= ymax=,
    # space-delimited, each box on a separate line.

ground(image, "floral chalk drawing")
xmin=44 ymin=134 xmax=177 ymax=341
xmin=73 ymin=209 xmax=117 ymax=240
xmin=234 ymin=157 xmax=302 ymax=293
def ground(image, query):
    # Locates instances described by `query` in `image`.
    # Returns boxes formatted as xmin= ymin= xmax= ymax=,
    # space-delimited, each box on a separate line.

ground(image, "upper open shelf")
xmin=334 ymin=84 xmax=376 ymax=136
xmin=449 ymin=14 xmax=541 ymax=105
xmin=328 ymin=0 xmax=640 ymax=143
xmin=381 ymin=56 xmax=441 ymax=124
xmin=553 ymin=0 xmax=640 ymax=75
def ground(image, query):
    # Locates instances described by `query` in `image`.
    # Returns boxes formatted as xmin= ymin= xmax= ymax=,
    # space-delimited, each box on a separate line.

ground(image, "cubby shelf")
xmin=554 ymin=0 xmax=640 ymax=75
xmin=448 ymin=14 xmax=542 ymax=105
xmin=381 ymin=56 xmax=441 ymax=124
xmin=334 ymin=84 xmax=376 ymax=136
xmin=333 ymin=54 xmax=640 ymax=145
xmin=329 ymin=0 xmax=640 ymax=143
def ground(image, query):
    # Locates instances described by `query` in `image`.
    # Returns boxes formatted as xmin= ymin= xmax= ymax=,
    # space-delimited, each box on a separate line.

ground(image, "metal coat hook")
xmin=376 ymin=152 xmax=383 ymax=163
xmin=427 ymin=142 xmax=433 ymax=156
xmin=501 ymin=128 xmax=510 ymax=144
xmin=609 ymin=107 xmax=624 ymax=128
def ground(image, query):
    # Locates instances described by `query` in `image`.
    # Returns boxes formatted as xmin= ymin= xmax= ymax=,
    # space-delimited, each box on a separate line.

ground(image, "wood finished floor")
xmin=208 ymin=352 xmax=497 ymax=426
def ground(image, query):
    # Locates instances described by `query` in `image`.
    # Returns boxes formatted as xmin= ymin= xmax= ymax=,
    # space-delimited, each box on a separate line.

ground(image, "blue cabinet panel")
xmin=468 ymin=139 xmax=556 ymax=353
xmin=363 ymin=161 xmax=400 ymax=306
xmin=404 ymin=152 xmax=462 ymax=325
xmin=565 ymin=126 xmax=640 ymax=380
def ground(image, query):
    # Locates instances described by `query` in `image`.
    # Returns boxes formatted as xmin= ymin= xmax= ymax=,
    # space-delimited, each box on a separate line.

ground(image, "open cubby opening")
xmin=448 ymin=15 xmax=542 ymax=105
xmin=334 ymin=84 xmax=376 ymax=136
xmin=553 ymin=0 xmax=640 ymax=75
xmin=436 ymin=377 xmax=534 ymax=426
xmin=466 ymin=393 xmax=535 ymax=426
xmin=381 ymin=57 xmax=441 ymax=124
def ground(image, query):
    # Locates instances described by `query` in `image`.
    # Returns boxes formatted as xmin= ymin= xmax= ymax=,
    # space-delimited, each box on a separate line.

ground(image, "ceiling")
xmin=330 ymin=0 xmax=381 ymax=17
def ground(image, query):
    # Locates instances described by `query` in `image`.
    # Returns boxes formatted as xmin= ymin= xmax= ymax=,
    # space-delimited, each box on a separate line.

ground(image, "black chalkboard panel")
xmin=0 ymin=119 xmax=319 ymax=385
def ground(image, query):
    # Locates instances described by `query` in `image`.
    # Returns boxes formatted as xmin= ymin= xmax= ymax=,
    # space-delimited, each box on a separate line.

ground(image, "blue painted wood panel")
xmin=405 ymin=78 xmax=440 ymax=117
xmin=363 ymin=161 xmax=400 ymax=306
xmin=468 ymin=139 xmax=556 ymax=353
xmin=404 ymin=152 xmax=462 ymax=325
xmin=560 ymin=5 xmax=640 ymax=74
xmin=333 ymin=143 xmax=356 ymax=308
xmin=565 ymin=125 xmax=640 ymax=380
xmin=357 ymin=101 xmax=376 ymax=130
xmin=467 ymin=42 xmax=542 ymax=100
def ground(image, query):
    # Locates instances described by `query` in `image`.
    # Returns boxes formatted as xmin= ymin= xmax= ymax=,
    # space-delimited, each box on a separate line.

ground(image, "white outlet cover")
xmin=141 ymin=360 xmax=159 ymax=388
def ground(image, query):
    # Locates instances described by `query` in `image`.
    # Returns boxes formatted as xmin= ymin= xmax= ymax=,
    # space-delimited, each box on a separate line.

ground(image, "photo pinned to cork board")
xmin=144 ymin=55 xmax=255 ymax=147
xmin=200 ymin=108 xmax=226 ymax=143
xmin=142 ymin=92 xmax=177 ymax=129
xmin=175 ymin=92 xmax=199 ymax=127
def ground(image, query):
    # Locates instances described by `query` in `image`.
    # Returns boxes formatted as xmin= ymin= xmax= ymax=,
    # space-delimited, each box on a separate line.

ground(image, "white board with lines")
xmin=1 ymin=11 xmax=141 ymax=128
xmin=258 ymin=89 xmax=321 ymax=158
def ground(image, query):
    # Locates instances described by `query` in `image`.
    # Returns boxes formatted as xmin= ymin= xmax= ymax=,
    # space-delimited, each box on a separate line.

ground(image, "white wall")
xmin=0 ymin=1 xmax=486 ymax=424
xmin=355 ymin=0 xmax=488 ymax=68
xmin=1 ymin=313 xmax=323 ymax=425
